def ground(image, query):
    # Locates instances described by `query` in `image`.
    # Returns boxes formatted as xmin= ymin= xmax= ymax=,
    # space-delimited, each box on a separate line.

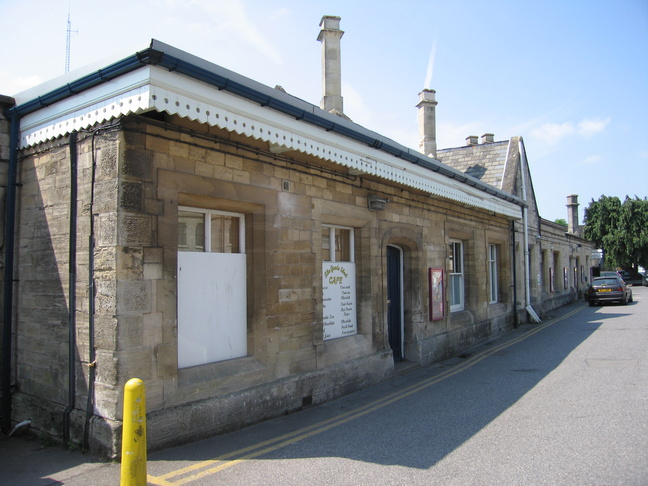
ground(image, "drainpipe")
xmin=83 ymin=130 xmax=99 ymax=451
xmin=511 ymin=221 xmax=518 ymax=328
xmin=63 ymin=131 xmax=79 ymax=444
xmin=1 ymin=111 xmax=19 ymax=433
xmin=82 ymin=218 xmax=96 ymax=451
xmin=518 ymin=139 xmax=541 ymax=323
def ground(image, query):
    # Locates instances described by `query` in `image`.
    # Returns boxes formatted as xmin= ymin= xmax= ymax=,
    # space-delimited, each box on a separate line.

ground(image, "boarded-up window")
xmin=177 ymin=208 xmax=247 ymax=368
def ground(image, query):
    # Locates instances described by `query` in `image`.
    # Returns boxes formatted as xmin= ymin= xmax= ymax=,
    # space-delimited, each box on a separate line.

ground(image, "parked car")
xmin=599 ymin=270 xmax=621 ymax=279
xmin=638 ymin=272 xmax=648 ymax=286
xmin=587 ymin=276 xmax=633 ymax=306
xmin=617 ymin=269 xmax=643 ymax=286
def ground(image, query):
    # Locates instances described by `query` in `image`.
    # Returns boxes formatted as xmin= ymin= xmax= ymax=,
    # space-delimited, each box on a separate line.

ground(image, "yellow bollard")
xmin=120 ymin=378 xmax=147 ymax=486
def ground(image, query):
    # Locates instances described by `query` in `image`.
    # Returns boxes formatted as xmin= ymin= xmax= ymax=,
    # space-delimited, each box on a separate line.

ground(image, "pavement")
xmin=0 ymin=299 xmax=607 ymax=485
xmin=0 ymin=431 xmax=120 ymax=485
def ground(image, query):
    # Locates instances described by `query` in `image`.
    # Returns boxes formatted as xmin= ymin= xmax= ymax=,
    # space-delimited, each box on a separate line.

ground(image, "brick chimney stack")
xmin=567 ymin=194 xmax=580 ymax=234
xmin=417 ymin=89 xmax=438 ymax=157
xmin=318 ymin=16 xmax=344 ymax=116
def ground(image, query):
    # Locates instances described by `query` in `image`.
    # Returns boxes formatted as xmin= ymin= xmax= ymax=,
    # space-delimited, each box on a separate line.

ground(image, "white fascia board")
xmin=19 ymin=68 xmax=154 ymax=146
xmin=18 ymin=65 xmax=521 ymax=219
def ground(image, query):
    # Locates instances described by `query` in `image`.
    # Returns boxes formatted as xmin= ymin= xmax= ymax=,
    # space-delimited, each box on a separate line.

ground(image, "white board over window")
xmin=178 ymin=252 xmax=247 ymax=367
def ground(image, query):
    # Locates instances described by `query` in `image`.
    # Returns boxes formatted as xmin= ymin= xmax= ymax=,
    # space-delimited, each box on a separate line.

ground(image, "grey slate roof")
xmin=437 ymin=141 xmax=509 ymax=191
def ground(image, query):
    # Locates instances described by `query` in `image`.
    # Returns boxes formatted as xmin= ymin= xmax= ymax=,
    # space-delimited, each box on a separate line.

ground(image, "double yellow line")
xmin=148 ymin=304 xmax=586 ymax=485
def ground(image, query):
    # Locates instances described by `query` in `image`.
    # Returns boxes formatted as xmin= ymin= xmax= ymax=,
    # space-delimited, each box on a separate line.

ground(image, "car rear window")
xmin=594 ymin=278 xmax=618 ymax=286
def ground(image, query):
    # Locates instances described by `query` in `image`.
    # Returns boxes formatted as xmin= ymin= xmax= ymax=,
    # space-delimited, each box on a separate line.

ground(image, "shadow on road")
xmin=2 ymin=296 xmax=643 ymax=485
xmin=147 ymin=301 xmax=617 ymax=475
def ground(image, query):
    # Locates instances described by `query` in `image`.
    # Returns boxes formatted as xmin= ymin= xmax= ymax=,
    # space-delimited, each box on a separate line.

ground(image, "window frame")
xmin=322 ymin=224 xmax=355 ymax=263
xmin=488 ymin=243 xmax=498 ymax=304
xmin=449 ymin=239 xmax=464 ymax=312
xmin=178 ymin=206 xmax=246 ymax=254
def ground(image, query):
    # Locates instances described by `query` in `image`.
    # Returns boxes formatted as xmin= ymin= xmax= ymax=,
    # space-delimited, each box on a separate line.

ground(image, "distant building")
xmin=435 ymin=134 xmax=594 ymax=309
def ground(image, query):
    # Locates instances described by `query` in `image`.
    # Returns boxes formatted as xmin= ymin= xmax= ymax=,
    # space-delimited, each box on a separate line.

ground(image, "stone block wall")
xmin=0 ymin=98 xmax=11 ymax=335
xmin=10 ymin=114 xmax=520 ymax=456
xmin=1 ymin=131 xmax=96 ymax=443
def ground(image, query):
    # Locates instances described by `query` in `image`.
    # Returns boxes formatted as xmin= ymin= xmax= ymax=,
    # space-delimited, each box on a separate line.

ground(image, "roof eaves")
xmin=5 ymin=47 xmax=161 ymax=119
xmin=5 ymin=39 xmax=526 ymax=209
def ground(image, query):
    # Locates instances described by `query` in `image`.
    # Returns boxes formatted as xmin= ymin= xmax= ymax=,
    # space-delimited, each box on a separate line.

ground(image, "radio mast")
xmin=65 ymin=11 xmax=78 ymax=73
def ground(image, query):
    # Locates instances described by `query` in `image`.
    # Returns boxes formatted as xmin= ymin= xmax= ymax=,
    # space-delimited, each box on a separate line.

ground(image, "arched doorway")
xmin=386 ymin=245 xmax=404 ymax=361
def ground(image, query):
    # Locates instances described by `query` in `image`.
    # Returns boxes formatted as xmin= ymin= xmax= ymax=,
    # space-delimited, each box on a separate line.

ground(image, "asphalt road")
xmin=2 ymin=288 xmax=647 ymax=485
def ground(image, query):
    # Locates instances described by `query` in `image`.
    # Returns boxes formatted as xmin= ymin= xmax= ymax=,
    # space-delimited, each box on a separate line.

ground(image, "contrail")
xmin=424 ymin=40 xmax=437 ymax=89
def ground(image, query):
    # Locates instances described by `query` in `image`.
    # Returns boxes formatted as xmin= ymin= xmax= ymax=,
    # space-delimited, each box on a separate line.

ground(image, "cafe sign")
xmin=322 ymin=262 xmax=357 ymax=340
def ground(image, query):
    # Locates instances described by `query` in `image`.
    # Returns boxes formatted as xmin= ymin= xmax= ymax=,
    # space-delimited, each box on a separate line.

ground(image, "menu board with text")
xmin=322 ymin=262 xmax=357 ymax=340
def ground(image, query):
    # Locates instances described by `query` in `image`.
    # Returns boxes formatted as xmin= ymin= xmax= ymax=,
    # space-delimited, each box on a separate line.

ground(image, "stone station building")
xmin=1 ymin=18 xmax=593 ymax=457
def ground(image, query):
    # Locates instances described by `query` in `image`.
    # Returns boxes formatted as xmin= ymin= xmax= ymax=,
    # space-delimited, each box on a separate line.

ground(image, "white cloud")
xmin=156 ymin=0 xmax=284 ymax=66
xmin=436 ymin=121 xmax=483 ymax=149
xmin=341 ymin=82 xmax=372 ymax=126
xmin=531 ymin=122 xmax=575 ymax=145
xmin=0 ymin=73 xmax=43 ymax=96
xmin=578 ymin=154 xmax=603 ymax=166
xmin=577 ymin=117 xmax=611 ymax=137
xmin=269 ymin=7 xmax=291 ymax=22
xmin=530 ymin=116 xmax=611 ymax=145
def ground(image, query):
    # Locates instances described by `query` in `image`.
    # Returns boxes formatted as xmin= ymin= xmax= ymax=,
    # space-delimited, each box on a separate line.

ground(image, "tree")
xmin=554 ymin=218 xmax=568 ymax=227
xmin=583 ymin=195 xmax=648 ymax=271
xmin=619 ymin=196 xmax=648 ymax=271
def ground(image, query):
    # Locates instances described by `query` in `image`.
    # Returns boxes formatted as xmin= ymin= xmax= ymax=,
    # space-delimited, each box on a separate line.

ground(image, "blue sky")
xmin=1 ymin=0 xmax=646 ymax=223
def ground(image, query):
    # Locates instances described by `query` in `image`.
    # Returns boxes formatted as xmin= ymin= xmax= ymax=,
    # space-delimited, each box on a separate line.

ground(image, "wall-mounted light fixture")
xmin=368 ymin=194 xmax=388 ymax=211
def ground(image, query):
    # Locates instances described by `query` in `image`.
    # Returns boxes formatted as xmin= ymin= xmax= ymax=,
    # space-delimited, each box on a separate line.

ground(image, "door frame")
xmin=386 ymin=244 xmax=405 ymax=361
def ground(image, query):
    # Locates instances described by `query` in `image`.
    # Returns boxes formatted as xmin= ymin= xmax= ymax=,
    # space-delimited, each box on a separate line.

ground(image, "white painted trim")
xmin=449 ymin=239 xmax=464 ymax=312
xmin=488 ymin=243 xmax=498 ymax=304
xmin=322 ymin=224 xmax=354 ymax=263
xmin=19 ymin=66 xmax=521 ymax=218
xmin=179 ymin=206 xmax=245 ymax=254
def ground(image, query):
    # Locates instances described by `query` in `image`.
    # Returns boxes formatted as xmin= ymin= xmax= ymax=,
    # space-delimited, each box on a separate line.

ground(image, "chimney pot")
xmin=481 ymin=133 xmax=494 ymax=144
xmin=319 ymin=15 xmax=341 ymax=31
xmin=466 ymin=135 xmax=479 ymax=146
xmin=418 ymin=89 xmax=436 ymax=103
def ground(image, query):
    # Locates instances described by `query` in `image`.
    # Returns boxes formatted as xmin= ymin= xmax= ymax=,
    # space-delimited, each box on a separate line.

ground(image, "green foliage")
xmin=584 ymin=195 xmax=648 ymax=270
xmin=554 ymin=218 xmax=568 ymax=227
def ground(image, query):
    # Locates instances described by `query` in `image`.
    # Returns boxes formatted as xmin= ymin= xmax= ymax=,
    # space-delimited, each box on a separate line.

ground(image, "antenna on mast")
xmin=65 ymin=10 xmax=78 ymax=73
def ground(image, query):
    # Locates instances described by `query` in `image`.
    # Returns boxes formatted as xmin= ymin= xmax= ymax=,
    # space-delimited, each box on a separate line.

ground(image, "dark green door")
xmin=387 ymin=246 xmax=403 ymax=361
